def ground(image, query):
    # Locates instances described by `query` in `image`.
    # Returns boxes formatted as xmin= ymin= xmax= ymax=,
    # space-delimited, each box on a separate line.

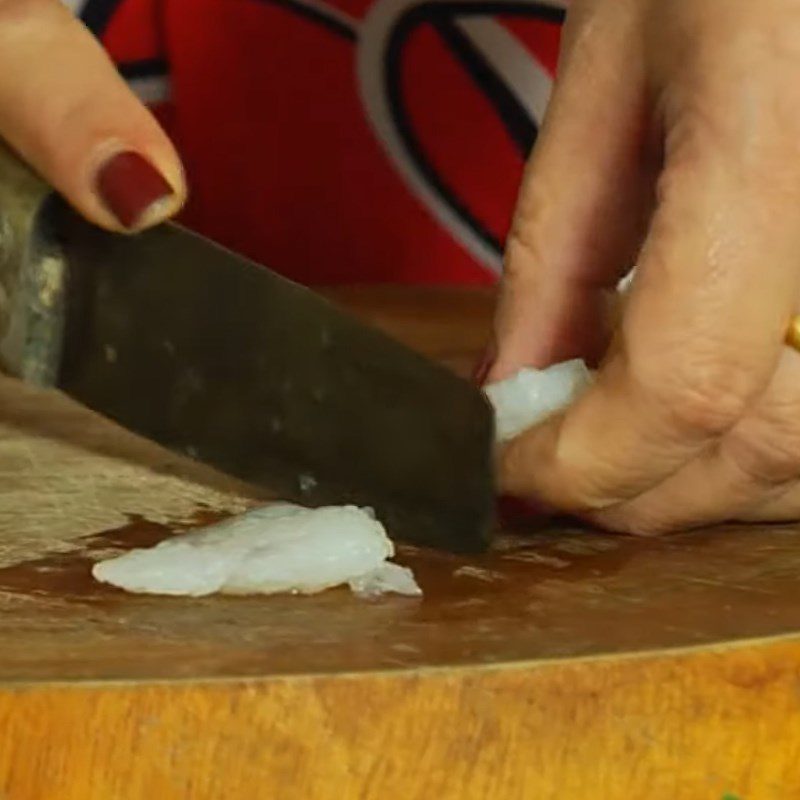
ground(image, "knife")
xmin=0 ymin=144 xmax=495 ymax=553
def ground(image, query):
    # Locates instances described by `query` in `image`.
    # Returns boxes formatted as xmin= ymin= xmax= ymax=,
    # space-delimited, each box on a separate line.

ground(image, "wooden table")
xmin=0 ymin=286 xmax=798 ymax=799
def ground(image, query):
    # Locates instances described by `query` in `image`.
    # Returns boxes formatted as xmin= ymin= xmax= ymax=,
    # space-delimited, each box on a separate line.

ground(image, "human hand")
xmin=490 ymin=0 xmax=800 ymax=533
xmin=0 ymin=0 xmax=184 ymax=230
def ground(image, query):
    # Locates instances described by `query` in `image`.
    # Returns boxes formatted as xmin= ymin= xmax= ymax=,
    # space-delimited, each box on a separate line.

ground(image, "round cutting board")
xmin=0 ymin=287 xmax=797 ymax=800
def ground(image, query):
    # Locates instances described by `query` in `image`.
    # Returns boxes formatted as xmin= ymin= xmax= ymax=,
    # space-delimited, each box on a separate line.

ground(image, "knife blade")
xmin=0 ymin=145 xmax=495 ymax=552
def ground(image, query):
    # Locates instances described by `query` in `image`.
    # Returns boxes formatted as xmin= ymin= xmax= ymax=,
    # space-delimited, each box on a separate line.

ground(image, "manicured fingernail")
xmin=96 ymin=151 xmax=174 ymax=229
xmin=472 ymin=345 xmax=496 ymax=386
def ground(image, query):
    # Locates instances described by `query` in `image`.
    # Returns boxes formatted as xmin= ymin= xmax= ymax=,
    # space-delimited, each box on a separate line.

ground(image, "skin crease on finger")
xmin=590 ymin=350 xmax=800 ymax=534
xmin=494 ymin=0 xmax=800 ymax=534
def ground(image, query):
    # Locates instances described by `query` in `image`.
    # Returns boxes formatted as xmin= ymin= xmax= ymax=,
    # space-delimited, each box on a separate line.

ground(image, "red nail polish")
xmin=471 ymin=345 xmax=496 ymax=386
xmin=96 ymin=151 xmax=173 ymax=229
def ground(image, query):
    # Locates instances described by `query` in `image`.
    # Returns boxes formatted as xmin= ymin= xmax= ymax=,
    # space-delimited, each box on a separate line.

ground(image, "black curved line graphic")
xmin=81 ymin=2 xmax=171 ymax=82
xmin=101 ymin=0 xmax=560 ymax=262
xmin=386 ymin=15 xmax=501 ymax=255
xmin=241 ymin=0 xmax=565 ymax=259
xmin=80 ymin=0 xmax=125 ymax=35
xmin=386 ymin=2 xmax=565 ymax=258
xmin=118 ymin=58 xmax=170 ymax=81
xmin=432 ymin=18 xmax=537 ymax=157
xmin=431 ymin=1 xmax=565 ymax=23
xmin=253 ymin=0 xmax=357 ymax=41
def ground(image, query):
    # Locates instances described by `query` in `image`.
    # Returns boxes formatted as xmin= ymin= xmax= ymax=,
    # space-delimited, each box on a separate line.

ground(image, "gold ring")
xmin=787 ymin=317 xmax=800 ymax=352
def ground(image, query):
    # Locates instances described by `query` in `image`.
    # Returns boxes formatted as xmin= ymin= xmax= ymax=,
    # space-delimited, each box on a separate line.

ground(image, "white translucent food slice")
xmin=348 ymin=562 xmax=422 ymax=598
xmin=92 ymin=503 xmax=421 ymax=598
xmin=484 ymin=359 xmax=592 ymax=442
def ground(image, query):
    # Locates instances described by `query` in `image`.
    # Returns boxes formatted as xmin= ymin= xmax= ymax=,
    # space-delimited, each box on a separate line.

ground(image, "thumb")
xmin=0 ymin=0 xmax=185 ymax=231
xmin=489 ymin=0 xmax=652 ymax=381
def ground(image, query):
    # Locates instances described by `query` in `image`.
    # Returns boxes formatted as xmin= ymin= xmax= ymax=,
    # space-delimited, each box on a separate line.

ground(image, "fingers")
xmin=0 ymin=0 xmax=185 ymax=230
xmin=591 ymin=350 xmax=800 ymax=534
xmin=500 ymin=83 xmax=800 ymax=513
xmin=489 ymin=0 xmax=653 ymax=381
xmin=739 ymin=483 xmax=800 ymax=522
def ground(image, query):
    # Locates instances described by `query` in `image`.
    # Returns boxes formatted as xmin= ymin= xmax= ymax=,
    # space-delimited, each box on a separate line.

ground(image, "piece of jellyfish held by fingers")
xmin=483 ymin=267 xmax=636 ymax=523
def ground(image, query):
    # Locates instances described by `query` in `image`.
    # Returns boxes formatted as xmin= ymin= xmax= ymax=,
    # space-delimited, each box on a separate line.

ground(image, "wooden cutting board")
xmin=0 ymin=286 xmax=797 ymax=800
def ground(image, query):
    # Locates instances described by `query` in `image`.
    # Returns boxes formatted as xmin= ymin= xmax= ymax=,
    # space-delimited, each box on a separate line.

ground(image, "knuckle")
xmin=549 ymin=432 xmax=625 ymax=512
xmin=725 ymin=417 xmax=800 ymax=485
xmin=590 ymin=506 xmax=675 ymax=537
xmin=503 ymin=225 xmax=545 ymax=286
xmin=664 ymin=380 xmax=748 ymax=437
xmin=499 ymin=424 xmax=619 ymax=513
xmin=503 ymin=173 xmax=562 ymax=284
xmin=635 ymin=352 xmax=753 ymax=438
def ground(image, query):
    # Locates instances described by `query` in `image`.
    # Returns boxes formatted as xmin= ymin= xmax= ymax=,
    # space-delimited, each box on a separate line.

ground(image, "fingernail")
xmin=96 ymin=151 xmax=174 ymax=229
xmin=472 ymin=344 xmax=496 ymax=386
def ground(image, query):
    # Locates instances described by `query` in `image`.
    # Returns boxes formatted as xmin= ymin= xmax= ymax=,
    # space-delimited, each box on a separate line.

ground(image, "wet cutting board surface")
xmin=5 ymin=488 xmax=800 ymax=681
xmin=1 ymin=286 xmax=800 ymax=800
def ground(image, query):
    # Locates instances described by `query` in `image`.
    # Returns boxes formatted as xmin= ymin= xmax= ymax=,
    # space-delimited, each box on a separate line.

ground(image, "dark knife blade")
xmin=0 ymin=151 xmax=495 ymax=553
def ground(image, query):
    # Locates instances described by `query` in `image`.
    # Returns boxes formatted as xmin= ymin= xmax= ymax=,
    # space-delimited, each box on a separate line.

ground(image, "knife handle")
xmin=0 ymin=141 xmax=67 ymax=386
